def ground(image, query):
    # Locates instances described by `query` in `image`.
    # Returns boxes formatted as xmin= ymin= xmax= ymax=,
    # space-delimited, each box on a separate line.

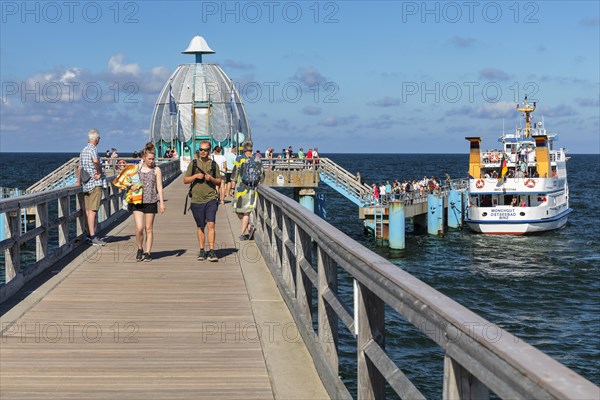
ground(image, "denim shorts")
xmin=190 ymin=199 xmax=218 ymax=229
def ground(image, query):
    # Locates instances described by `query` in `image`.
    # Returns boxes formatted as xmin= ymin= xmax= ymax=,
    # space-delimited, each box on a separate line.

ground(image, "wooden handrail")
xmin=0 ymin=160 xmax=181 ymax=303
xmin=253 ymin=184 xmax=599 ymax=400
xmin=26 ymin=157 xmax=80 ymax=193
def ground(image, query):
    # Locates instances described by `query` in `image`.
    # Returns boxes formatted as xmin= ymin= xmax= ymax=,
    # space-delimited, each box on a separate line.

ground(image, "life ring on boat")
xmin=490 ymin=153 xmax=499 ymax=163
xmin=475 ymin=179 xmax=485 ymax=189
xmin=117 ymin=159 xmax=127 ymax=171
xmin=524 ymin=178 xmax=536 ymax=188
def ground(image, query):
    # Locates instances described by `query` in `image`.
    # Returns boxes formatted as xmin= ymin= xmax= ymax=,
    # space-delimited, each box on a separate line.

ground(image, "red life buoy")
xmin=475 ymin=179 xmax=485 ymax=189
xmin=524 ymin=179 xmax=536 ymax=188
xmin=490 ymin=153 xmax=499 ymax=163
xmin=117 ymin=159 xmax=127 ymax=171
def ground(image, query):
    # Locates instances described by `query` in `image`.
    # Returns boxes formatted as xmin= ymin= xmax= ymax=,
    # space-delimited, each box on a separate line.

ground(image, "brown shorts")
xmin=84 ymin=186 xmax=103 ymax=211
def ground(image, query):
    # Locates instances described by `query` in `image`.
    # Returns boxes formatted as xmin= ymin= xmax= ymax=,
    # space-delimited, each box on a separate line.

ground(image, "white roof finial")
xmin=182 ymin=36 xmax=215 ymax=63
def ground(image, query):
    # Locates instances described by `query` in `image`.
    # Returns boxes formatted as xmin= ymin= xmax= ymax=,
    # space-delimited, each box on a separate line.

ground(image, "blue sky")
xmin=1 ymin=1 xmax=598 ymax=154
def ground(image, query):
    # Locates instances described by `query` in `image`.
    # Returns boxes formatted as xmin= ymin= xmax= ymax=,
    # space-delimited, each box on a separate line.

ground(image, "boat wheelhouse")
xmin=465 ymin=98 xmax=571 ymax=234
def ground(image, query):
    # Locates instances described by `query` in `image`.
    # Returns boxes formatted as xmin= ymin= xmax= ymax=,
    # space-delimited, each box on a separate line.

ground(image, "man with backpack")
xmin=232 ymin=140 xmax=263 ymax=240
xmin=183 ymin=141 xmax=221 ymax=262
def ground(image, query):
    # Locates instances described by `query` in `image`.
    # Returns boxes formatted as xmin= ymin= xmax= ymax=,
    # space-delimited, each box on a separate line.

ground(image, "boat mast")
xmin=516 ymin=96 xmax=536 ymax=138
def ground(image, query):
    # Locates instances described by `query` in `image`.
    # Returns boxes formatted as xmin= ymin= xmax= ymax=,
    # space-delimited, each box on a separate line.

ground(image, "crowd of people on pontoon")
xmin=365 ymin=174 xmax=453 ymax=205
xmin=258 ymin=146 xmax=320 ymax=160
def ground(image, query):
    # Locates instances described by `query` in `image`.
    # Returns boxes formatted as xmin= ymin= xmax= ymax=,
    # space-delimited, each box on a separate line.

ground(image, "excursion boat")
xmin=465 ymin=98 xmax=571 ymax=234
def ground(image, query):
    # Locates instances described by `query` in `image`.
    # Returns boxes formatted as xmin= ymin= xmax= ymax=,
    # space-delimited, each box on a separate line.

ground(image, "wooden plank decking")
xmin=0 ymin=180 xmax=329 ymax=399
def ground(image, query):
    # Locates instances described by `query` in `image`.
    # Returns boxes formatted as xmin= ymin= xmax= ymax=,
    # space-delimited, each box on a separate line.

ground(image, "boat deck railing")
xmin=254 ymin=184 xmax=599 ymax=399
xmin=480 ymin=150 xmax=564 ymax=167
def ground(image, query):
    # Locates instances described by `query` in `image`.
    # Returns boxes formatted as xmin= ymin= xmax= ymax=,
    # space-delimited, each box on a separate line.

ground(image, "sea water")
xmin=1 ymin=152 xmax=598 ymax=397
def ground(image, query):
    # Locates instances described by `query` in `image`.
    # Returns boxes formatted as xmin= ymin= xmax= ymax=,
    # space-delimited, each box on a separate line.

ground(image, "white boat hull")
xmin=466 ymin=212 xmax=570 ymax=235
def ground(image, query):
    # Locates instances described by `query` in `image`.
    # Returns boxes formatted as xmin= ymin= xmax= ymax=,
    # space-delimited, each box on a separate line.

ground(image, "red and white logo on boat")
xmin=475 ymin=179 xmax=485 ymax=189
xmin=524 ymin=179 xmax=536 ymax=188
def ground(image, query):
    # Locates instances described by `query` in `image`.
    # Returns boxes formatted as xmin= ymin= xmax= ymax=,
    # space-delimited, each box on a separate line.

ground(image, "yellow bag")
xmin=113 ymin=164 xmax=143 ymax=205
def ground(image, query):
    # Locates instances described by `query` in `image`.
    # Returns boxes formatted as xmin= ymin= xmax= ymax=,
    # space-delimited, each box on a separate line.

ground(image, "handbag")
xmin=80 ymin=168 xmax=91 ymax=184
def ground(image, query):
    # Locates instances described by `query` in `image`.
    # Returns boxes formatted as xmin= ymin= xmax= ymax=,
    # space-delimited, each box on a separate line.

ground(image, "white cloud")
xmin=224 ymin=60 xmax=255 ymax=70
xmin=542 ymin=104 xmax=577 ymax=118
xmin=302 ymin=106 xmax=322 ymax=115
xmin=291 ymin=67 xmax=328 ymax=88
xmin=318 ymin=115 xmax=358 ymax=127
xmin=479 ymin=68 xmax=512 ymax=81
xmin=579 ymin=17 xmax=599 ymax=26
xmin=473 ymin=102 xmax=516 ymax=119
xmin=0 ymin=55 xmax=171 ymax=151
xmin=449 ymin=36 xmax=477 ymax=48
xmin=368 ymin=97 xmax=401 ymax=107
xmin=446 ymin=102 xmax=516 ymax=119
xmin=108 ymin=53 xmax=140 ymax=76
xmin=575 ymin=97 xmax=600 ymax=107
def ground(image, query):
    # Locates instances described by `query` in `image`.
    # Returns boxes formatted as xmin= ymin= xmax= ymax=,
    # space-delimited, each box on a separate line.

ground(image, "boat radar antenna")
xmin=182 ymin=35 xmax=215 ymax=63
xmin=516 ymin=95 xmax=537 ymax=138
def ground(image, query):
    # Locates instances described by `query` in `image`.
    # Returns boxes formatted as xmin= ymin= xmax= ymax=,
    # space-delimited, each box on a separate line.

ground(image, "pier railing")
xmin=26 ymin=157 xmax=157 ymax=194
xmin=0 ymin=159 xmax=180 ymax=302
xmin=317 ymin=158 xmax=372 ymax=206
xmin=26 ymin=157 xmax=80 ymax=193
xmin=254 ymin=184 xmax=598 ymax=400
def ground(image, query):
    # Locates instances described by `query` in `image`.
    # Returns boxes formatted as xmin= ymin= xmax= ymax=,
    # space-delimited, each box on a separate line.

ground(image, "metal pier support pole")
xmin=297 ymin=188 xmax=315 ymax=213
xmin=0 ymin=213 xmax=4 ymax=241
xmin=427 ymin=193 xmax=444 ymax=235
xmin=388 ymin=201 xmax=405 ymax=250
xmin=447 ymin=190 xmax=463 ymax=229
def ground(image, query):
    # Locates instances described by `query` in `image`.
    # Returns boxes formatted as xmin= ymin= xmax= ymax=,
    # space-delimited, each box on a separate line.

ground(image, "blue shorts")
xmin=190 ymin=199 xmax=218 ymax=229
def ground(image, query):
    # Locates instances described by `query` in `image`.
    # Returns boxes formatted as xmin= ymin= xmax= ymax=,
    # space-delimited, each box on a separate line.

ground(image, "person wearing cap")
xmin=231 ymin=140 xmax=263 ymax=240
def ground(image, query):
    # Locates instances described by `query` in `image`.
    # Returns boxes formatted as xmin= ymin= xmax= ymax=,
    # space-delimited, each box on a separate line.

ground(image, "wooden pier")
xmin=0 ymin=179 xmax=328 ymax=399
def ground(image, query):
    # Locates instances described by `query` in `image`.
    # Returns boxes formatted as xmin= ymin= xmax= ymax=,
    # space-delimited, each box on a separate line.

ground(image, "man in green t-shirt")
xmin=183 ymin=141 xmax=222 ymax=262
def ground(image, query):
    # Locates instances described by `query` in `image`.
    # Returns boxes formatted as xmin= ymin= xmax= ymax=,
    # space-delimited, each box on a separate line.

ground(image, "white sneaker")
xmin=91 ymin=237 xmax=106 ymax=246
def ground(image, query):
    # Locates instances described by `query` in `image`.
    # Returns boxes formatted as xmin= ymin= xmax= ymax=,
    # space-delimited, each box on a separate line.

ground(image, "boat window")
xmin=481 ymin=195 xmax=492 ymax=207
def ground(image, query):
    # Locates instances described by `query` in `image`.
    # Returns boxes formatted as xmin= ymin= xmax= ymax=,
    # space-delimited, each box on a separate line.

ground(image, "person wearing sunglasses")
xmin=183 ymin=141 xmax=222 ymax=262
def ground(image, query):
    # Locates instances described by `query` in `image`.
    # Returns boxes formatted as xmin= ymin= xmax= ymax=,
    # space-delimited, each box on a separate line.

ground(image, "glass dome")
xmin=149 ymin=37 xmax=251 ymax=167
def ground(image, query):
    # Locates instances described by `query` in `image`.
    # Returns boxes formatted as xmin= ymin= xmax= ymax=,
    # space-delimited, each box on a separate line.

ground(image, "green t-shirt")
xmin=185 ymin=158 xmax=221 ymax=204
